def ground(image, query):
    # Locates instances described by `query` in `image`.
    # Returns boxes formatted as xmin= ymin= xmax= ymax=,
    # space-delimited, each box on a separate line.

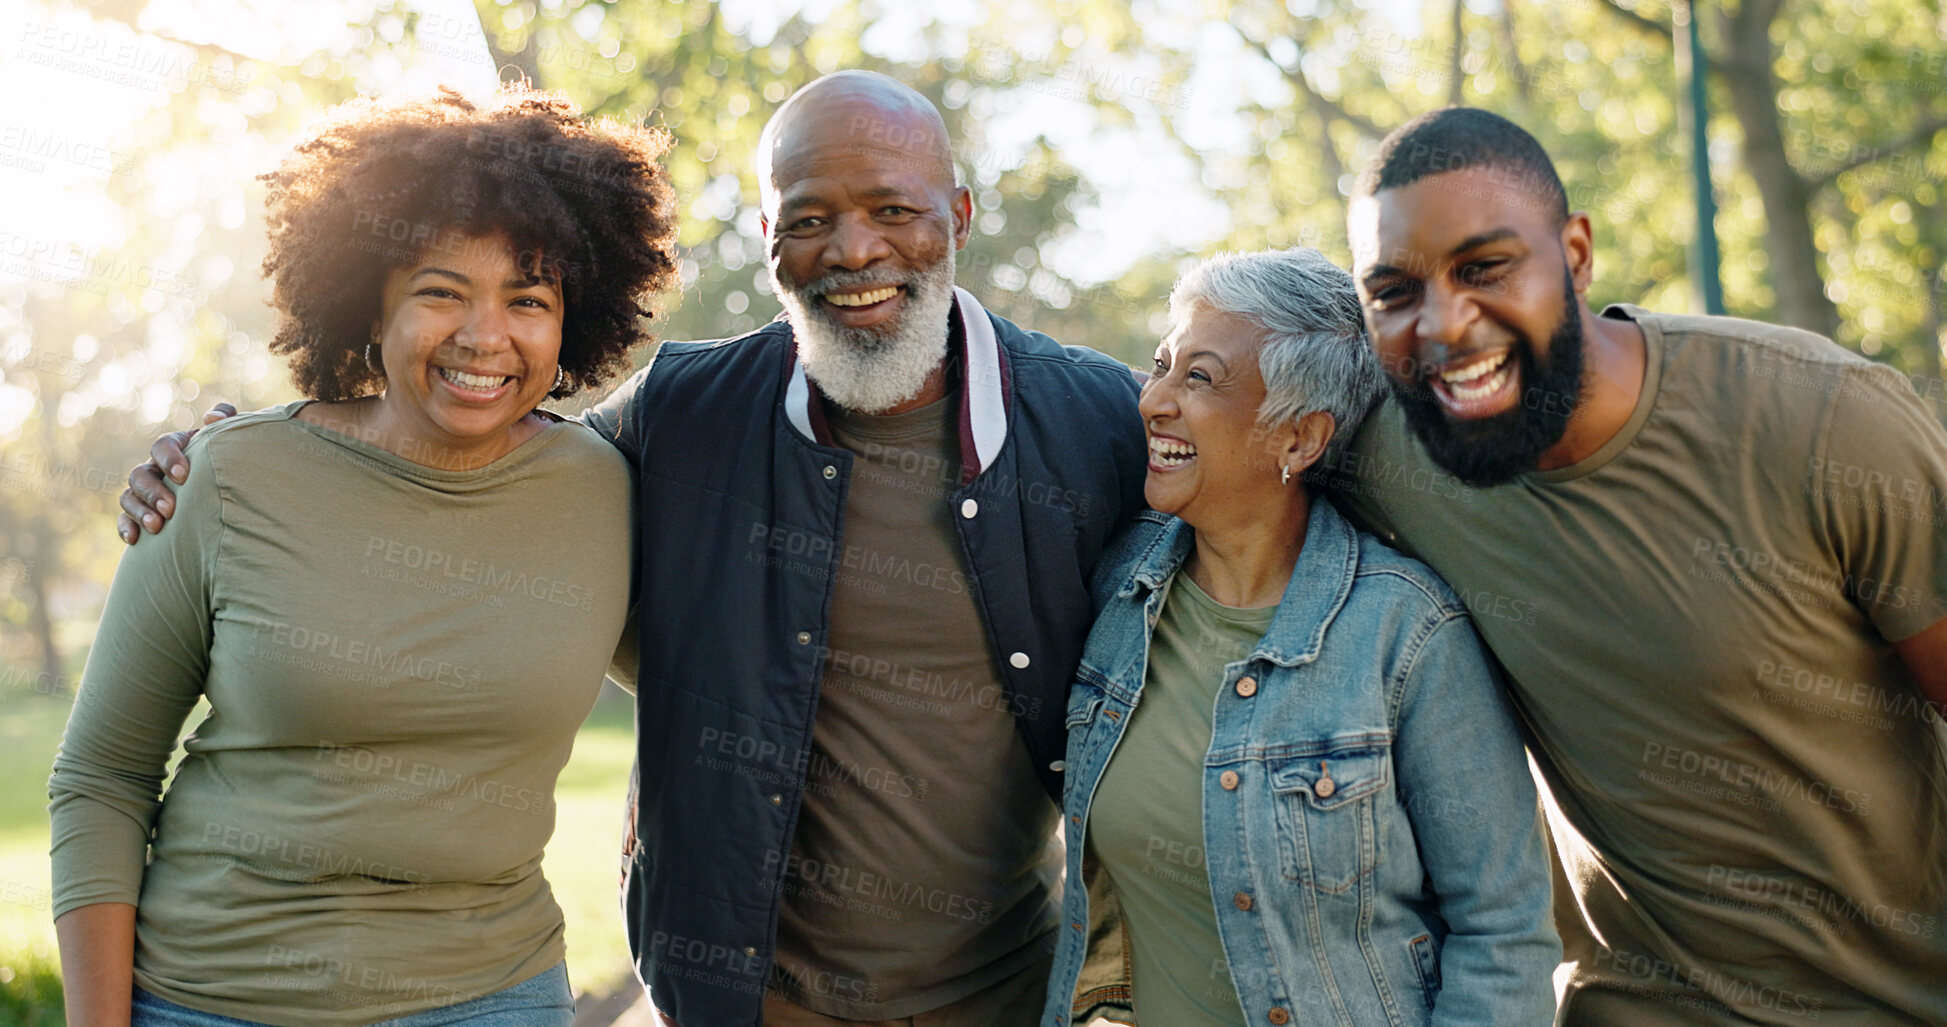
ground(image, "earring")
xmin=553 ymin=366 xmax=567 ymax=392
xmin=1281 ymin=465 xmax=1292 ymax=486
xmin=364 ymin=340 xmax=384 ymax=376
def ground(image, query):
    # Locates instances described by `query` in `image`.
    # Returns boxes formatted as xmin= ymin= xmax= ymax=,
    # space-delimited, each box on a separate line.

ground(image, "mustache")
xmin=792 ymin=267 xmax=907 ymax=299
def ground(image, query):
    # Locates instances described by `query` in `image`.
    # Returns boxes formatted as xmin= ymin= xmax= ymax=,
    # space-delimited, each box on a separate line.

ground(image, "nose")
xmin=453 ymin=300 xmax=512 ymax=353
xmin=1415 ymin=279 xmax=1481 ymax=359
xmin=822 ymin=211 xmax=894 ymax=271
xmin=1137 ymin=371 xmax=1177 ymax=426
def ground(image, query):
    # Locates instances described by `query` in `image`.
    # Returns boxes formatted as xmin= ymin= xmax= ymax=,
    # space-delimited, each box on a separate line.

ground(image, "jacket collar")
xmin=1121 ymin=499 xmax=1361 ymax=668
xmin=782 ymin=287 xmax=1011 ymax=485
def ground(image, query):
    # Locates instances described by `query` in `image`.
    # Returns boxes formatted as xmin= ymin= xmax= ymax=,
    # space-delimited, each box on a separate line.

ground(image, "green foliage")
xmin=0 ymin=954 xmax=64 ymax=1027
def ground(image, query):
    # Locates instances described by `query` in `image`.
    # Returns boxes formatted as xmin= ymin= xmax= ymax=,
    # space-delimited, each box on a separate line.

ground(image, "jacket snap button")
xmin=1234 ymin=676 xmax=1257 ymax=697
xmin=1050 ymin=760 xmax=1066 ymax=772
xmin=796 ymin=631 xmax=812 ymax=645
xmin=1268 ymin=1007 xmax=1290 ymax=1024
xmin=960 ymin=498 xmax=978 ymax=518
xmin=1219 ymin=770 xmax=1240 ymax=790
xmin=1233 ymin=891 xmax=1253 ymax=911
xmin=822 ymin=465 xmax=836 ymax=480
xmin=744 ymin=946 xmax=757 ymax=957
xmin=1010 ymin=651 xmax=1030 ymax=669
xmin=1315 ymin=776 xmax=1336 ymax=799
xmin=769 ymin=794 xmax=782 ymax=806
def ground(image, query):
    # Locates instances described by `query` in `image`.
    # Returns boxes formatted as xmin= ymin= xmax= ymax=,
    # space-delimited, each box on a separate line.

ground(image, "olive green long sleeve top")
xmin=48 ymin=402 xmax=633 ymax=1025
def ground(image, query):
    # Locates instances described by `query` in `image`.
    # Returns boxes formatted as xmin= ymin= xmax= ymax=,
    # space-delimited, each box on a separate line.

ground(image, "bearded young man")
xmin=118 ymin=72 xmax=1146 ymax=1027
xmin=1334 ymin=107 xmax=1947 ymax=1025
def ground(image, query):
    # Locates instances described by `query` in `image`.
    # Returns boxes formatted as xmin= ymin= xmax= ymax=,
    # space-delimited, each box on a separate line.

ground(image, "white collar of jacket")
xmin=783 ymin=286 xmax=1011 ymax=486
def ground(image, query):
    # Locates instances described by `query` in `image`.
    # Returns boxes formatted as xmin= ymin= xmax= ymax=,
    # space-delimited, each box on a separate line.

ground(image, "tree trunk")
xmin=1713 ymin=0 xmax=1841 ymax=338
xmin=1448 ymin=0 xmax=1466 ymax=107
xmin=23 ymin=537 xmax=64 ymax=696
xmin=1920 ymin=197 xmax=1946 ymax=422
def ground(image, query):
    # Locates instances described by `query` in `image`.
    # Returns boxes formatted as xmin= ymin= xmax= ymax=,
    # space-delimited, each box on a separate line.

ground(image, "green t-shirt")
xmin=1333 ymin=305 xmax=1947 ymax=1025
xmin=48 ymin=403 xmax=633 ymax=1026
xmin=771 ymin=394 xmax=1060 ymax=1018
xmin=1090 ymin=573 xmax=1270 ymax=1027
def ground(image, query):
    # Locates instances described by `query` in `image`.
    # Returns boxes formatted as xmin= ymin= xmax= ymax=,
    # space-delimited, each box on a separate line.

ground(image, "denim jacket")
xmin=1044 ymin=501 xmax=1560 ymax=1027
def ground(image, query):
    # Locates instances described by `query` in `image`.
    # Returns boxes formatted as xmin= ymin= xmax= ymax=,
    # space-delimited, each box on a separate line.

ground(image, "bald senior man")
xmin=585 ymin=71 xmax=1146 ymax=1027
xmin=121 ymin=71 xmax=1147 ymax=1026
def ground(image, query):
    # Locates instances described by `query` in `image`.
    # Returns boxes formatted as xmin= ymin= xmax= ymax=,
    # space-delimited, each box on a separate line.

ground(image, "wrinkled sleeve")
xmin=606 ymin=604 xmax=640 ymax=696
xmin=1814 ymin=363 xmax=1947 ymax=641
xmin=47 ymin=435 xmax=222 ymax=919
xmin=575 ymin=360 xmax=656 ymax=466
xmin=1393 ymin=612 xmax=1561 ymax=1027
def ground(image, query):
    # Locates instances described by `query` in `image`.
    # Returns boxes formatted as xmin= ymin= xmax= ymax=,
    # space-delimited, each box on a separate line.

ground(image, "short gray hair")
xmin=1168 ymin=248 xmax=1384 ymax=465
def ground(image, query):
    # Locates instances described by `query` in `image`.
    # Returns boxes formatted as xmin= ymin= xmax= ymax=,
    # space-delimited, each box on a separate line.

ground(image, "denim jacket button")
xmin=1232 ymin=891 xmax=1253 ymax=912
xmin=1234 ymin=675 xmax=1258 ymax=697
xmin=1219 ymin=770 xmax=1240 ymax=791
xmin=1315 ymin=776 xmax=1337 ymax=799
xmin=1268 ymin=1006 xmax=1291 ymax=1024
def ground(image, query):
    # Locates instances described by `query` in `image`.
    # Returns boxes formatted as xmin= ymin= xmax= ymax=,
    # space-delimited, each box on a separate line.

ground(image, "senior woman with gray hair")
xmin=1042 ymin=248 xmax=1559 ymax=1027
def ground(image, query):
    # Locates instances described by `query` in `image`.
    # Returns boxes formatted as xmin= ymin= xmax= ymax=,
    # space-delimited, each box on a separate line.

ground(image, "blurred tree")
xmin=1167 ymin=0 xmax=1946 ymax=401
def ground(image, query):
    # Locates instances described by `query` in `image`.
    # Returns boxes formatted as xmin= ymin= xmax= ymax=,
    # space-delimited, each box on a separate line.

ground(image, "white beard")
xmin=776 ymin=251 xmax=956 ymax=414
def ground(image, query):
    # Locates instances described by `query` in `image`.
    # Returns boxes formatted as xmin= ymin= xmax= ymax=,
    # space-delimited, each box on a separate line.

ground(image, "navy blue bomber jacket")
xmin=580 ymin=289 xmax=1146 ymax=1026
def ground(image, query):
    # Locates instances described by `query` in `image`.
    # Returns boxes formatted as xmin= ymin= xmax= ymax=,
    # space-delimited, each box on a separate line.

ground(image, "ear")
xmin=1281 ymin=410 xmax=1337 ymax=479
xmin=1561 ymin=211 xmax=1594 ymax=297
xmin=950 ymin=185 xmax=973 ymax=249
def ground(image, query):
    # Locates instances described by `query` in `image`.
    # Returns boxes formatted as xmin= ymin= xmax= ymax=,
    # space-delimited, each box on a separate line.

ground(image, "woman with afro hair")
xmin=50 ymin=86 xmax=678 ymax=1026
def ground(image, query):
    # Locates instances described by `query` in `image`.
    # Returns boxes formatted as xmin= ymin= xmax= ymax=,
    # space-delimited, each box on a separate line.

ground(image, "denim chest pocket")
xmin=1269 ymin=746 xmax=1391 ymax=893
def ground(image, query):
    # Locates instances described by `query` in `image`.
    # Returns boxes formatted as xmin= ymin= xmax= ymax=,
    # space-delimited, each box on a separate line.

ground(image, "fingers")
xmin=117 ymin=512 xmax=138 ymax=546
xmin=126 ymin=464 xmax=173 ymax=532
xmin=202 ymin=403 xmax=236 ymax=425
xmin=150 ymin=431 xmax=192 ymax=485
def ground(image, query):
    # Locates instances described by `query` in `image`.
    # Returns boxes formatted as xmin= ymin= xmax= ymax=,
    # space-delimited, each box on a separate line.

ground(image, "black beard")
xmin=1392 ymin=268 xmax=1586 ymax=487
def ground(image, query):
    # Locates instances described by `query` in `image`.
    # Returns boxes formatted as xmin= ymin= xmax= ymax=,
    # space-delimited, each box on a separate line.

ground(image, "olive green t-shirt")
xmin=48 ymin=402 xmax=633 ymax=1026
xmin=1090 ymin=573 xmax=1268 ymax=1027
xmin=1334 ymin=305 xmax=1947 ymax=1025
xmin=770 ymin=395 xmax=1060 ymax=1018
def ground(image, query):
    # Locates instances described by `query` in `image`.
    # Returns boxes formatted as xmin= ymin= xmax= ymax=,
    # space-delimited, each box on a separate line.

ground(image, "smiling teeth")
xmin=1439 ymin=353 xmax=1510 ymax=384
xmin=1437 ymin=353 xmax=1513 ymax=403
xmin=1149 ymin=437 xmax=1196 ymax=466
xmin=827 ymin=286 xmax=898 ymax=307
xmin=439 ymin=368 xmax=510 ymax=391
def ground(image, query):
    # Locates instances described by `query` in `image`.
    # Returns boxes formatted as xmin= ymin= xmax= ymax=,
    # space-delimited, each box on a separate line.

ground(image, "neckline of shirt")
xmin=1526 ymin=303 xmax=1667 ymax=485
xmin=278 ymin=399 xmax=572 ymax=484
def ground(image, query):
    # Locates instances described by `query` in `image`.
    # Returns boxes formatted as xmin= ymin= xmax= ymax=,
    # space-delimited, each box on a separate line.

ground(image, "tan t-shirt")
xmin=48 ymin=403 xmax=633 ymax=1026
xmin=769 ymin=395 xmax=1060 ymax=1018
xmin=1334 ymin=305 xmax=1947 ymax=1025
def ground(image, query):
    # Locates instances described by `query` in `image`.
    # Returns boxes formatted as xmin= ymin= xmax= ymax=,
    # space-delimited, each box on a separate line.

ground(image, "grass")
xmin=0 ymin=679 xmax=644 ymax=1015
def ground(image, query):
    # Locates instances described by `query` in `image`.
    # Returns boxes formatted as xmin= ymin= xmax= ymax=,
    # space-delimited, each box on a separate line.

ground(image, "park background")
xmin=2 ymin=0 xmax=1944 ymax=1019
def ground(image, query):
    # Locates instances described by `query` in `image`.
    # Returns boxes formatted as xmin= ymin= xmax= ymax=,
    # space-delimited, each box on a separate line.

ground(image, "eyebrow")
xmin=1187 ymin=349 xmax=1230 ymax=371
xmin=1362 ymin=227 xmax=1521 ymax=283
xmin=1448 ymin=227 xmax=1519 ymax=256
xmin=778 ymin=184 xmax=922 ymax=219
xmin=409 ymin=268 xmax=553 ymax=291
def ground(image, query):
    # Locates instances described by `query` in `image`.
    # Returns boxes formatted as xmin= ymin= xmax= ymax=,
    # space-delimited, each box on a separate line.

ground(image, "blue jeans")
xmin=131 ymin=961 xmax=573 ymax=1026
